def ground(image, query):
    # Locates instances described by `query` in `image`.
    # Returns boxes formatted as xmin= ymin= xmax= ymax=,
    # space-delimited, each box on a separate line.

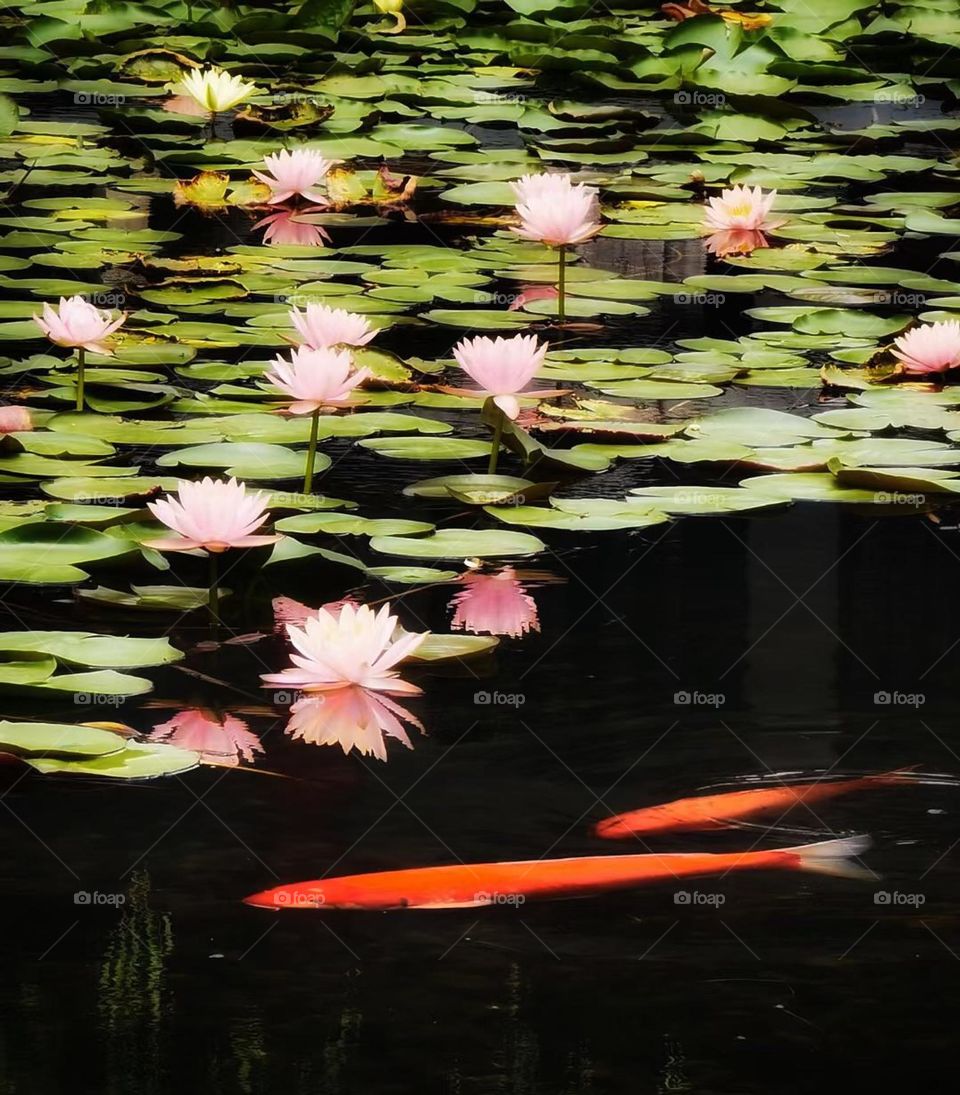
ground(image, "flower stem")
xmin=304 ymin=407 xmax=320 ymax=494
xmin=76 ymin=347 xmax=85 ymax=411
xmin=557 ymin=244 xmax=566 ymax=326
xmin=208 ymin=551 xmax=220 ymax=624
xmin=488 ymin=413 xmax=504 ymax=475
xmin=209 ymin=110 xmax=218 ymax=141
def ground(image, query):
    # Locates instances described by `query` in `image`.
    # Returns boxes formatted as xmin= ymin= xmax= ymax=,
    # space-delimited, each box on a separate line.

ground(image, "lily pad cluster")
xmin=0 ymin=0 xmax=958 ymax=773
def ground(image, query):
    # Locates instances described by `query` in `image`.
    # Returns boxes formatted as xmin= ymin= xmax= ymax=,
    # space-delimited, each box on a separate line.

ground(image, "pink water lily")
xmin=289 ymin=302 xmax=377 ymax=349
xmin=262 ymin=602 xmax=427 ymax=695
xmin=893 ymin=320 xmax=960 ymax=375
xmin=284 ymin=688 xmax=423 ymax=761
xmin=253 ymin=149 xmax=337 ymax=205
xmin=703 ymin=185 xmax=782 ymax=232
xmin=254 ymin=207 xmax=331 ymax=247
xmin=149 ymin=708 xmax=264 ymax=767
xmin=33 ymin=295 xmax=125 ymax=354
xmin=146 ymin=477 xmax=280 ymax=554
xmin=265 ymin=345 xmax=370 ymax=414
xmin=449 ymin=333 xmax=553 ymax=420
xmin=0 ymin=406 xmax=32 ymax=434
xmin=511 ymin=173 xmax=602 ymax=246
xmin=450 ymin=567 xmax=540 ymax=639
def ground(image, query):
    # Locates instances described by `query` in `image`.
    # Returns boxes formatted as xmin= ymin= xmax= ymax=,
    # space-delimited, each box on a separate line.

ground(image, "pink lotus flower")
xmin=149 ymin=708 xmax=264 ymax=767
xmin=511 ymin=173 xmax=602 ymax=246
xmin=265 ymin=345 xmax=370 ymax=414
xmin=450 ymin=567 xmax=540 ymax=639
xmin=703 ymin=185 xmax=782 ymax=232
xmin=704 ymin=228 xmax=770 ymax=257
xmin=253 ymin=149 xmax=337 ymax=205
xmin=146 ymin=477 xmax=280 ymax=554
xmin=289 ymin=303 xmax=377 ymax=349
xmin=33 ymin=295 xmax=125 ymax=355
xmin=0 ymin=406 xmax=32 ymax=433
xmin=262 ymin=602 xmax=427 ymax=695
xmin=284 ymin=688 xmax=423 ymax=761
xmin=449 ymin=333 xmax=554 ymax=419
xmin=254 ymin=207 xmax=331 ymax=247
xmin=893 ymin=320 xmax=960 ymax=375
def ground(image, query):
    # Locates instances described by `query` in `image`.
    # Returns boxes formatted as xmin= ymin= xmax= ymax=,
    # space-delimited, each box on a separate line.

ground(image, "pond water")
xmin=2 ymin=2 xmax=960 ymax=1091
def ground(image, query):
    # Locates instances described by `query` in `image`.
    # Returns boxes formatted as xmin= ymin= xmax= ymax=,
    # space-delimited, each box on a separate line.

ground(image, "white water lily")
xmin=179 ymin=66 xmax=258 ymax=113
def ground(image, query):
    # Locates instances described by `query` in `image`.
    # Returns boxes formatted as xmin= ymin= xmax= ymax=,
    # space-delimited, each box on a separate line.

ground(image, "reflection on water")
xmin=98 ymin=871 xmax=173 ymax=1095
xmin=285 ymin=688 xmax=424 ymax=760
xmin=149 ymin=708 xmax=264 ymax=767
xmin=253 ymin=206 xmax=331 ymax=247
xmin=449 ymin=567 xmax=543 ymax=639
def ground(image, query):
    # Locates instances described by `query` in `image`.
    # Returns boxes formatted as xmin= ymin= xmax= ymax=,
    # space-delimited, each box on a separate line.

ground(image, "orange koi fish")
xmin=244 ymin=836 xmax=870 ymax=911
xmin=594 ymin=768 xmax=918 ymax=839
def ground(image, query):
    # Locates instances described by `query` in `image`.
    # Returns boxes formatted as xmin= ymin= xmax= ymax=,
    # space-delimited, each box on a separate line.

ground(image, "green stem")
xmin=488 ymin=413 xmax=504 ymax=475
xmin=557 ymin=245 xmax=566 ymax=326
xmin=208 ymin=551 xmax=220 ymax=624
xmin=76 ymin=347 xmax=85 ymax=411
xmin=304 ymin=407 xmax=320 ymax=494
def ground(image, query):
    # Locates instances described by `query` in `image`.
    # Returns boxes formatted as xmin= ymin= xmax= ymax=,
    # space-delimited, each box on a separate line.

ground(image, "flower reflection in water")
xmin=449 ymin=566 xmax=559 ymax=639
xmin=285 ymin=687 xmax=424 ymax=761
xmin=703 ymin=228 xmax=771 ymax=258
xmin=253 ymin=205 xmax=331 ymax=247
xmin=149 ymin=708 xmax=264 ymax=767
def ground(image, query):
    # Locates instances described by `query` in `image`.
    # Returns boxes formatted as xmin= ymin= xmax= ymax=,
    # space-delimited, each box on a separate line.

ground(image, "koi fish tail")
xmin=862 ymin=764 xmax=922 ymax=786
xmin=782 ymin=835 xmax=874 ymax=880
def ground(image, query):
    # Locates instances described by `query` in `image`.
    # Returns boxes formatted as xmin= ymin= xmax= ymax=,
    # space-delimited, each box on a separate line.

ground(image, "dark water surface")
xmin=1 ymin=500 xmax=958 ymax=1093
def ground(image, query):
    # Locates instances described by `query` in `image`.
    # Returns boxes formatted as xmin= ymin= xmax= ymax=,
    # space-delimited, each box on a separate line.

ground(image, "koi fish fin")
xmin=783 ymin=835 xmax=874 ymax=880
xmin=863 ymin=764 xmax=922 ymax=786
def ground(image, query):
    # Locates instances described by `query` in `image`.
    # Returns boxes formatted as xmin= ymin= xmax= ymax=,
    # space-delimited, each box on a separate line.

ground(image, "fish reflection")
xmin=149 ymin=708 xmax=264 ymax=767
xmin=253 ymin=205 xmax=331 ymax=247
xmin=595 ymin=767 xmax=919 ymax=838
xmin=703 ymin=227 xmax=771 ymax=258
xmin=285 ymin=688 xmax=424 ymax=761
